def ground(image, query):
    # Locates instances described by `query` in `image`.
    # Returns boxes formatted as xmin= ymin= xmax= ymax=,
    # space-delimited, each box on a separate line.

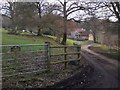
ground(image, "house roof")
xmin=80 ymin=31 xmax=89 ymax=36
xmin=71 ymin=28 xmax=89 ymax=36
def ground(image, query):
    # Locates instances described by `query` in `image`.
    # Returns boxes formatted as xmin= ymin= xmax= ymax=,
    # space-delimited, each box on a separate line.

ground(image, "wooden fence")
xmin=45 ymin=42 xmax=81 ymax=70
xmin=1 ymin=43 xmax=81 ymax=78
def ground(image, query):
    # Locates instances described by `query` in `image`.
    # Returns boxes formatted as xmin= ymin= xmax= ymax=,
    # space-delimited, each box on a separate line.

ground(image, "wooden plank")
xmin=2 ymin=69 xmax=47 ymax=78
xmin=1 ymin=44 xmax=47 ymax=47
xmin=50 ymin=45 xmax=81 ymax=48
xmin=3 ymin=56 xmax=46 ymax=61
xmin=3 ymin=60 xmax=46 ymax=70
xmin=50 ymin=58 xmax=81 ymax=65
xmin=50 ymin=52 xmax=81 ymax=56
xmin=1 ymin=50 xmax=47 ymax=55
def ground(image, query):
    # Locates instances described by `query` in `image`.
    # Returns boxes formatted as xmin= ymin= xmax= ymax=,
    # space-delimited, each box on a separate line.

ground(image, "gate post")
xmin=64 ymin=46 xmax=67 ymax=69
xmin=77 ymin=45 xmax=81 ymax=65
xmin=45 ymin=42 xmax=50 ymax=72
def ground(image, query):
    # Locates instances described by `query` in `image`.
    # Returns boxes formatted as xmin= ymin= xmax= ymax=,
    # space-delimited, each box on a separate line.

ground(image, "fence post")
xmin=77 ymin=45 xmax=81 ymax=65
xmin=45 ymin=42 xmax=50 ymax=72
xmin=64 ymin=46 xmax=67 ymax=69
xmin=11 ymin=46 xmax=21 ymax=61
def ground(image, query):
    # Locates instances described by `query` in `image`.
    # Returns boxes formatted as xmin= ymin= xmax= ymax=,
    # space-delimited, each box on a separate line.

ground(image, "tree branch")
xmin=67 ymin=6 xmax=85 ymax=17
xmin=68 ymin=18 xmax=81 ymax=23
xmin=53 ymin=9 xmax=63 ymax=12
xmin=58 ymin=0 xmax=64 ymax=6
xmin=115 ymin=2 xmax=120 ymax=13
xmin=111 ymin=2 xmax=120 ymax=22
xmin=102 ymin=2 xmax=114 ymax=13
xmin=66 ymin=2 xmax=78 ymax=12
xmin=67 ymin=6 xmax=80 ymax=12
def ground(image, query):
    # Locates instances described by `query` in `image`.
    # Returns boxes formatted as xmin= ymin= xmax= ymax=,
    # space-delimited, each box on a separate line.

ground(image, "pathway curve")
xmin=81 ymin=45 xmax=119 ymax=88
xmin=47 ymin=45 xmax=119 ymax=88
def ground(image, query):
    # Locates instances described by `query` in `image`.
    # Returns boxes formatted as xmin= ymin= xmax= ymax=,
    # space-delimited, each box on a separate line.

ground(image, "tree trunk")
xmin=61 ymin=0 xmax=67 ymax=45
xmin=61 ymin=17 xmax=67 ymax=45
xmin=93 ymin=32 xmax=97 ymax=43
xmin=61 ymin=32 xmax=67 ymax=45
xmin=93 ymin=35 xmax=96 ymax=43
xmin=37 ymin=2 xmax=42 ymax=36
xmin=37 ymin=28 xmax=42 ymax=36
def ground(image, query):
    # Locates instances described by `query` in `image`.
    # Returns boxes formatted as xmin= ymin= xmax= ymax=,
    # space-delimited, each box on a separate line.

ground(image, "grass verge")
xmin=89 ymin=44 xmax=119 ymax=60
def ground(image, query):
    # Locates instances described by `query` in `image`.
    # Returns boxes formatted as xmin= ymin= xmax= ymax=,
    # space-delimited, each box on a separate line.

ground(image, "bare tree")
xmin=55 ymin=0 xmax=85 ymax=44
xmin=110 ymin=2 xmax=120 ymax=22
xmin=101 ymin=2 xmax=120 ymax=22
xmin=36 ymin=1 xmax=49 ymax=36
xmin=72 ymin=2 xmax=119 ymax=43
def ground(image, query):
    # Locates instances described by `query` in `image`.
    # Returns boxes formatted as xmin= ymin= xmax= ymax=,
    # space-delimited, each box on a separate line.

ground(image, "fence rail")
xmin=50 ymin=45 xmax=81 ymax=48
xmin=46 ymin=42 xmax=81 ymax=69
xmin=1 ymin=44 xmax=47 ymax=47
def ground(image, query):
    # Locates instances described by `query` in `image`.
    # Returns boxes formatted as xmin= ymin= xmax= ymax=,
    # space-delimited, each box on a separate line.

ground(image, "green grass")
xmin=2 ymin=29 xmax=57 ymax=45
xmin=1 ymin=29 xmax=60 ymax=62
xmin=90 ymin=44 xmax=119 ymax=60
xmin=66 ymin=39 xmax=93 ymax=46
xmin=44 ymin=35 xmax=93 ymax=46
xmin=1 ymin=29 xmax=59 ymax=52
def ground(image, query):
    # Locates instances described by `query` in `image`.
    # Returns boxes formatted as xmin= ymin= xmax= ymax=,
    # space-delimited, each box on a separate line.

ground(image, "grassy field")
xmin=2 ymin=29 xmax=119 ymax=58
xmin=44 ymin=35 xmax=93 ymax=46
xmin=1 ymin=29 xmax=65 ymax=62
xmin=1 ymin=29 xmax=61 ymax=53
xmin=2 ymin=29 xmax=58 ymax=45
xmin=1 ymin=29 xmax=93 ymax=49
xmin=1 ymin=29 xmax=86 ymax=55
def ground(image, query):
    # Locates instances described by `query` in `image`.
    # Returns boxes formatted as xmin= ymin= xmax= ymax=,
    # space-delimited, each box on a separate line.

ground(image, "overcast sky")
xmin=0 ymin=0 xmax=118 ymax=22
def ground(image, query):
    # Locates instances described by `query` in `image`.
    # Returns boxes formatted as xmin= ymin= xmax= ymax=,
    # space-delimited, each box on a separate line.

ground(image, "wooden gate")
xmin=1 ymin=43 xmax=81 ymax=78
xmin=1 ymin=44 xmax=48 ymax=78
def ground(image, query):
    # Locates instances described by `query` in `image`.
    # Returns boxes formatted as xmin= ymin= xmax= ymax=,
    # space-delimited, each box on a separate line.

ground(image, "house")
xmin=69 ymin=28 xmax=89 ymax=41
xmin=66 ymin=20 xmax=90 ymax=41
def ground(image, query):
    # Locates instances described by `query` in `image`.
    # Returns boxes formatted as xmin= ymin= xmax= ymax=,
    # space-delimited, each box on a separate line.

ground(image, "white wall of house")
xmin=80 ymin=36 xmax=88 ymax=40
xmin=89 ymin=34 xmax=93 ymax=41
xmin=71 ymin=31 xmax=79 ymax=39
xmin=70 ymin=31 xmax=89 ymax=40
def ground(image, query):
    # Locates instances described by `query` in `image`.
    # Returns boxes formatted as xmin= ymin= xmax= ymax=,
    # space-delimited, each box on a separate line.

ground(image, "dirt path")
xmin=48 ymin=45 xmax=119 ymax=88
xmin=81 ymin=45 xmax=119 ymax=88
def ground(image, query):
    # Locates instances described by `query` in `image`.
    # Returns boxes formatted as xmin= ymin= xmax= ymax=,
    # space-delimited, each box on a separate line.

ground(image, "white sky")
xmin=46 ymin=0 xmax=118 ymax=21
xmin=0 ymin=0 xmax=119 ymax=22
